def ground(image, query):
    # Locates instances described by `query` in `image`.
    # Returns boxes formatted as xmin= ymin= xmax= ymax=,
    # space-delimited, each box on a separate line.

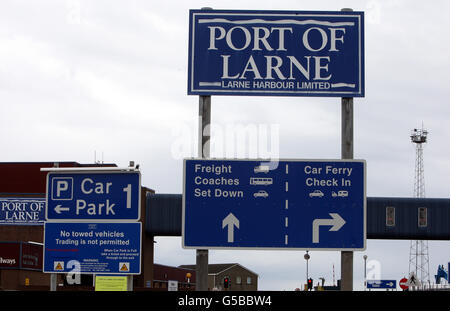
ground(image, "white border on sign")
xmin=182 ymin=158 xmax=367 ymax=251
xmin=43 ymin=222 xmax=142 ymax=275
xmin=51 ymin=177 xmax=74 ymax=201
xmin=189 ymin=11 xmax=364 ymax=96
xmin=44 ymin=170 xmax=141 ymax=223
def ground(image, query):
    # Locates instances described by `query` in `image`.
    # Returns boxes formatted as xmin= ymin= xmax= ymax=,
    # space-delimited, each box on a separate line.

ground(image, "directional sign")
xmin=46 ymin=171 xmax=141 ymax=221
xmin=188 ymin=9 xmax=364 ymax=97
xmin=367 ymin=280 xmax=397 ymax=289
xmin=183 ymin=159 xmax=366 ymax=250
xmin=43 ymin=222 xmax=141 ymax=274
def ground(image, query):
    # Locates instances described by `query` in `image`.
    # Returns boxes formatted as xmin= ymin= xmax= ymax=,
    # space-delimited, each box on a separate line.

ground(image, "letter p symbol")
xmin=57 ymin=181 xmax=68 ymax=196
xmin=52 ymin=177 xmax=73 ymax=200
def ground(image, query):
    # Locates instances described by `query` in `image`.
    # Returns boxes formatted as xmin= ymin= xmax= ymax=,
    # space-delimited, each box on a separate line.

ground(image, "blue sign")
xmin=183 ymin=159 xmax=366 ymax=250
xmin=0 ymin=198 xmax=45 ymax=225
xmin=188 ymin=10 xmax=364 ymax=97
xmin=367 ymin=280 xmax=397 ymax=289
xmin=46 ymin=171 xmax=141 ymax=221
xmin=43 ymin=222 xmax=141 ymax=274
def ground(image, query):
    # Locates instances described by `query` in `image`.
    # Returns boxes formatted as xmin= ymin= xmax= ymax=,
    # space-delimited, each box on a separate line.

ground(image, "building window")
xmin=236 ymin=276 xmax=242 ymax=285
xmin=386 ymin=206 xmax=395 ymax=227
xmin=247 ymin=276 xmax=252 ymax=285
xmin=418 ymin=207 xmax=427 ymax=227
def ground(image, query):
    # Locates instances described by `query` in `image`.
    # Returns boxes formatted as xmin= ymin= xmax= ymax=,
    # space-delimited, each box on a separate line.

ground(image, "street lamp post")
xmin=304 ymin=251 xmax=310 ymax=290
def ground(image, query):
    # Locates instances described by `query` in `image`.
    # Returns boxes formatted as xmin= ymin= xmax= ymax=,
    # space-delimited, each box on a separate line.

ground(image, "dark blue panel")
xmin=46 ymin=171 xmax=141 ymax=221
xmin=44 ymin=222 xmax=141 ymax=274
xmin=366 ymin=280 xmax=396 ymax=289
xmin=0 ymin=197 xmax=45 ymax=225
xmin=182 ymin=159 xmax=366 ymax=250
xmin=146 ymin=193 xmax=182 ymax=236
xmin=188 ymin=10 xmax=364 ymax=97
xmin=146 ymin=195 xmax=450 ymax=240
xmin=367 ymin=197 xmax=450 ymax=240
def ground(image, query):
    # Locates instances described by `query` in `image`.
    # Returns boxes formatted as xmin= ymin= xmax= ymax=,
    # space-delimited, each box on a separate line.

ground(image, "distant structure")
xmin=434 ymin=265 xmax=448 ymax=284
xmin=409 ymin=126 xmax=430 ymax=285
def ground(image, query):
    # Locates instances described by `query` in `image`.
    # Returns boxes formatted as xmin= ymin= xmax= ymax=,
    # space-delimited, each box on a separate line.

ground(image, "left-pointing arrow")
xmin=222 ymin=213 xmax=239 ymax=243
xmin=55 ymin=205 xmax=70 ymax=214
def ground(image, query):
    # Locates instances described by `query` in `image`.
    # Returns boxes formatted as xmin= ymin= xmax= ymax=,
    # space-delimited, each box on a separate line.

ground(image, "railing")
xmin=409 ymin=283 xmax=450 ymax=291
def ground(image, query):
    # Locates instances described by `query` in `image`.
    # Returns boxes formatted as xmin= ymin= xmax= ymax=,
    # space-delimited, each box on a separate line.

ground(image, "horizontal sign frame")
xmin=0 ymin=197 xmax=45 ymax=225
xmin=188 ymin=9 xmax=365 ymax=97
xmin=366 ymin=280 xmax=397 ymax=289
xmin=43 ymin=222 xmax=142 ymax=275
xmin=45 ymin=170 xmax=141 ymax=222
xmin=182 ymin=158 xmax=366 ymax=251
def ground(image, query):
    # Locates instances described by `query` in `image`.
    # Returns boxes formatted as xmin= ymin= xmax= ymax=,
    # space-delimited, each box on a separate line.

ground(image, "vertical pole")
xmin=196 ymin=95 xmax=211 ymax=291
xmin=306 ymin=258 xmax=308 ymax=282
xmin=127 ymin=275 xmax=133 ymax=291
xmin=363 ymin=255 xmax=367 ymax=291
xmin=50 ymin=273 xmax=57 ymax=291
xmin=50 ymin=161 xmax=59 ymax=292
xmin=304 ymin=251 xmax=310 ymax=291
xmin=195 ymin=6 xmax=213 ymax=292
xmin=340 ymin=7 xmax=355 ymax=292
xmin=341 ymin=96 xmax=354 ymax=291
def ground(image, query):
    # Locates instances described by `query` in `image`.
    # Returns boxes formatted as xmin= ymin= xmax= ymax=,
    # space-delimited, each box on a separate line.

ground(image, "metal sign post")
xmin=196 ymin=94 xmax=211 ymax=291
xmin=195 ymin=7 xmax=213 ymax=292
xmin=340 ymin=8 xmax=355 ymax=292
xmin=341 ymin=96 xmax=354 ymax=291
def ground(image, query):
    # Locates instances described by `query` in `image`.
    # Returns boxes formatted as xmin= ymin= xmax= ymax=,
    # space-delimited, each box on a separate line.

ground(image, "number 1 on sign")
xmin=123 ymin=184 xmax=132 ymax=209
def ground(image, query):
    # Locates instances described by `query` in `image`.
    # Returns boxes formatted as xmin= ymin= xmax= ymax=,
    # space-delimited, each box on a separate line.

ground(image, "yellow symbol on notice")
xmin=119 ymin=262 xmax=129 ymax=272
xmin=54 ymin=261 xmax=64 ymax=271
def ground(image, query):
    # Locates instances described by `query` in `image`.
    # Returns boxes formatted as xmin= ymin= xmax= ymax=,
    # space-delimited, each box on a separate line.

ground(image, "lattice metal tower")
xmin=408 ymin=126 xmax=430 ymax=285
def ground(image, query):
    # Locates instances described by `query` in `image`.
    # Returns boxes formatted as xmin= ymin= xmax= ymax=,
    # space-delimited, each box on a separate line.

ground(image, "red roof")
xmin=0 ymin=162 xmax=117 ymax=195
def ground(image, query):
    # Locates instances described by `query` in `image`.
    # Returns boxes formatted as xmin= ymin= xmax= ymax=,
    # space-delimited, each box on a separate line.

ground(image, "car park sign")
xmin=188 ymin=9 xmax=364 ymax=97
xmin=43 ymin=168 xmax=142 ymax=276
xmin=183 ymin=158 xmax=366 ymax=250
xmin=46 ymin=171 xmax=141 ymax=221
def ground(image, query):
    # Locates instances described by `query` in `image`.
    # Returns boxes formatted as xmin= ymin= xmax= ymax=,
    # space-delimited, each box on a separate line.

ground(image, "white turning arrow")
xmin=54 ymin=204 xmax=70 ymax=214
xmin=312 ymin=213 xmax=346 ymax=243
xmin=222 ymin=213 xmax=239 ymax=243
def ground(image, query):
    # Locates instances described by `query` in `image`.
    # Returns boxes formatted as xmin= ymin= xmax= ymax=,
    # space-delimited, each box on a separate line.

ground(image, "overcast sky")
xmin=1 ymin=0 xmax=449 ymax=290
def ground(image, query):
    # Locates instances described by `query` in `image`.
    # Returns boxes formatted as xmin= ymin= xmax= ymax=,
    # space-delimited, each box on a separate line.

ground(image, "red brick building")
xmin=152 ymin=263 xmax=196 ymax=290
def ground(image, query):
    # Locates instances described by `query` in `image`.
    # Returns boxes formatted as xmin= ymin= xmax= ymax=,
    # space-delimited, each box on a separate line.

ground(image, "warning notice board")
xmin=43 ymin=222 xmax=141 ymax=274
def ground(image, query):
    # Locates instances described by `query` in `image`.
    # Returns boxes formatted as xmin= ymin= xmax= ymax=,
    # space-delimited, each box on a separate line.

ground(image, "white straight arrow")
xmin=54 ymin=204 xmax=70 ymax=214
xmin=312 ymin=213 xmax=346 ymax=244
xmin=222 ymin=213 xmax=239 ymax=243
